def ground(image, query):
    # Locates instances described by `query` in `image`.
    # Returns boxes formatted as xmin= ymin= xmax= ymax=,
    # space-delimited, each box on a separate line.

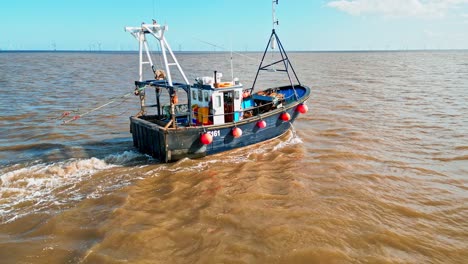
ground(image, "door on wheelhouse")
xmin=223 ymin=91 xmax=234 ymax=123
xmin=212 ymin=91 xmax=224 ymax=125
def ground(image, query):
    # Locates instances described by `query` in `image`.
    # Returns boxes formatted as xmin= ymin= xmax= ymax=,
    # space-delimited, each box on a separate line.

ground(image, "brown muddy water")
xmin=0 ymin=51 xmax=467 ymax=263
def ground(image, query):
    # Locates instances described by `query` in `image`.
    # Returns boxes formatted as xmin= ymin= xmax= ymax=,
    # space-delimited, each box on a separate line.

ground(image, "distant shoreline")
xmin=1 ymin=49 xmax=467 ymax=54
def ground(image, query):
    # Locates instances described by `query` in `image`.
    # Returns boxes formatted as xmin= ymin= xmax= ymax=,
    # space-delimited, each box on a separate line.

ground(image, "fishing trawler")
xmin=125 ymin=2 xmax=310 ymax=162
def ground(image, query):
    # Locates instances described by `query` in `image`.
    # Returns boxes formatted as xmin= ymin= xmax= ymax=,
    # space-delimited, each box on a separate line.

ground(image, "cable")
xmin=61 ymin=92 xmax=134 ymax=124
xmin=193 ymin=38 xmax=261 ymax=63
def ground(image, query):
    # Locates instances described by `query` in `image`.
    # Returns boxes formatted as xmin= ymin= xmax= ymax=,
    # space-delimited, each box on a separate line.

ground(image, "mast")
xmin=126 ymin=21 xmax=190 ymax=127
xmin=125 ymin=21 xmax=190 ymax=87
xmin=271 ymin=0 xmax=278 ymax=50
xmin=251 ymin=0 xmax=301 ymax=95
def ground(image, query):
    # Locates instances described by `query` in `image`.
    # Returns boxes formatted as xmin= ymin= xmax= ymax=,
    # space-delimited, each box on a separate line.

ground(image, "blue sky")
xmin=1 ymin=0 xmax=467 ymax=51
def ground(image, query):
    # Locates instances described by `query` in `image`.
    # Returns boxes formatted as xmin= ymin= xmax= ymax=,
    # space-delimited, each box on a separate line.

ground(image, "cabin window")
xmin=216 ymin=95 xmax=222 ymax=107
xmin=198 ymin=90 xmax=202 ymax=101
xmin=192 ymin=90 xmax=197 ymax=100
xmin=204 ymin=91 xmax=209 ymax=102
xmin=235 ymin=90 xmax=240 ymax=100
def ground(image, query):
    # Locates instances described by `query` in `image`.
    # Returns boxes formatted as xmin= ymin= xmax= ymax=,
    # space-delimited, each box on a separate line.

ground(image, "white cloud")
xmin=327 ymin=0 xmax=468 ymax=18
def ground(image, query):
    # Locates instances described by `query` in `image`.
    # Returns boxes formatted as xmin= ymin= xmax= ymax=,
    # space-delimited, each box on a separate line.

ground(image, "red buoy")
xmin=296 ymin=103 xmax=308 ymax=114
xmin=257 ymin=120 xmax=267 ymax=128
xmin=280 ymin=112 xmax=291 ymax=122
xmin=232 ymin=127 xmax=243 ymax=138
xmin=200 ymin=133 xmax=213 ymax=145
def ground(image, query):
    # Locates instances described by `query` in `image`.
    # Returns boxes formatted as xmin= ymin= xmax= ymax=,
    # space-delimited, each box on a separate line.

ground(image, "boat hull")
xmin=130 ymin=85 xmax=310 ymax=162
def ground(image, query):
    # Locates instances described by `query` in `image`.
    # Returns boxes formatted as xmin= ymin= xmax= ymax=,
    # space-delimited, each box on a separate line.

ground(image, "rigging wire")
xmin=193 ymin=38 xmax=262 ymax=63
xmin=60 ymin=92 xmax=134 ymax=125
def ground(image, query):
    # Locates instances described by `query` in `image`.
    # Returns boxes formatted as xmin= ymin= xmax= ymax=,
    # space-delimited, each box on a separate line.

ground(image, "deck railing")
xmin=169 ymin=91 xmax=299 ymax=126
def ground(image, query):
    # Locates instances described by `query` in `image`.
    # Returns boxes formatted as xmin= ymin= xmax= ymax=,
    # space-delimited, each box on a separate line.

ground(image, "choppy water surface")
xmin=0 ymin=51 xmax=467 ymax=263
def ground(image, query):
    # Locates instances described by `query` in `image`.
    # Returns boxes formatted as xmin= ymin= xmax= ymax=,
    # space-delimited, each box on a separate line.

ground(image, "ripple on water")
xmin=1 ymin=51 xmax=468 ymax=263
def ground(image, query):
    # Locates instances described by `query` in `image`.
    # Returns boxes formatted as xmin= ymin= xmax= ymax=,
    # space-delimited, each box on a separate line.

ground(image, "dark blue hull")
xmin=206 ymin=108 xmax=296 ymax=155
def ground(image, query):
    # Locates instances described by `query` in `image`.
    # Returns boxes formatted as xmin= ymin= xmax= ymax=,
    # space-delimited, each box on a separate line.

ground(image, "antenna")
xmin=272 ymin=0 xmax=279 ymax=29
xmin=271 ymin=0 xmax=279 ymax=50
xmin=230 ymin=42 xmax=234 ymax=82
xmin=251 ymin=0 xmax=302 ymax=94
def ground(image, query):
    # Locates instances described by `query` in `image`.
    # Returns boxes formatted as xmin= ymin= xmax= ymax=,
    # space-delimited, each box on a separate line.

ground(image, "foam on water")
xmin=272 ymin=133 xmax=303 ymax=152
xmin=160 ymin=130 xmax=304 ymax=177
xmin=104 ymin=149 xmax=154 ymax=164
xmin=0 ymin=150 xmax=148 ymax=223
xmin=1 ymin=51 xmax=467 ymax=263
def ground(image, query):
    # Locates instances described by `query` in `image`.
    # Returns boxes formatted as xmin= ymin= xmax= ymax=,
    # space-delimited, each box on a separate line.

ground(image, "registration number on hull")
xmin=207 ymin=130 xmax=221 ymax=137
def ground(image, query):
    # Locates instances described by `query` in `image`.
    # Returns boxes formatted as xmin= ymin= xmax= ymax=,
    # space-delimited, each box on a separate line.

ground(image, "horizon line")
xmin=1 ymin=49 xmax=467 ymax=53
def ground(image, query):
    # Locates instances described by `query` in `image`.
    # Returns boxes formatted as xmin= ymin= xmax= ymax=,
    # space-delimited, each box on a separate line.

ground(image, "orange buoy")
xmin=280 ymin=112 xmax=290 ymax=122
xmin=200 ymin=133 xmax=213 ymax=145
xmin=296 ymin=103 xmax=308 ymax=114
xmin=257 ymin=120 xmax=267 ymax=128
xmin=171 ymin=94 xmax=178 ymax=104
xmin=232 ymin=127 xmax=242 ymax=138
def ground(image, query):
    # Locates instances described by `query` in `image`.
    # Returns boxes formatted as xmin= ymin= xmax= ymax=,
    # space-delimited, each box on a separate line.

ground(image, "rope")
xmin=52 ymin=109 xmax=79 ymax=120
xmin=61 ymin=92 xmax=134 ymax=125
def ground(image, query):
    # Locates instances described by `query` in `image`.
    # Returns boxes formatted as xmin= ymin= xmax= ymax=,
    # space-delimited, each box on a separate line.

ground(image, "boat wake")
xmin=194 ymin=129 xmax=304 ymax=167
xmin=0 ymin=151 xmax=151 ymax=224
xmin=273 ymin=128 xmax=303 ymax=151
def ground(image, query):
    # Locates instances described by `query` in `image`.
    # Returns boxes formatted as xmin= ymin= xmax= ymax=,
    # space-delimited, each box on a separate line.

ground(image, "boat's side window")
xmin=204 ymin=91 xmax=209 ymax=102
xmin=216 ymin=95 xmax=222 ymax=107
xmin=198 ymin=90 xmax=202 ymax=101
xmin=235 ymin=90 xmax=240 ymax=100
xmin=192 ymin=90 xmax=197 ymax=101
